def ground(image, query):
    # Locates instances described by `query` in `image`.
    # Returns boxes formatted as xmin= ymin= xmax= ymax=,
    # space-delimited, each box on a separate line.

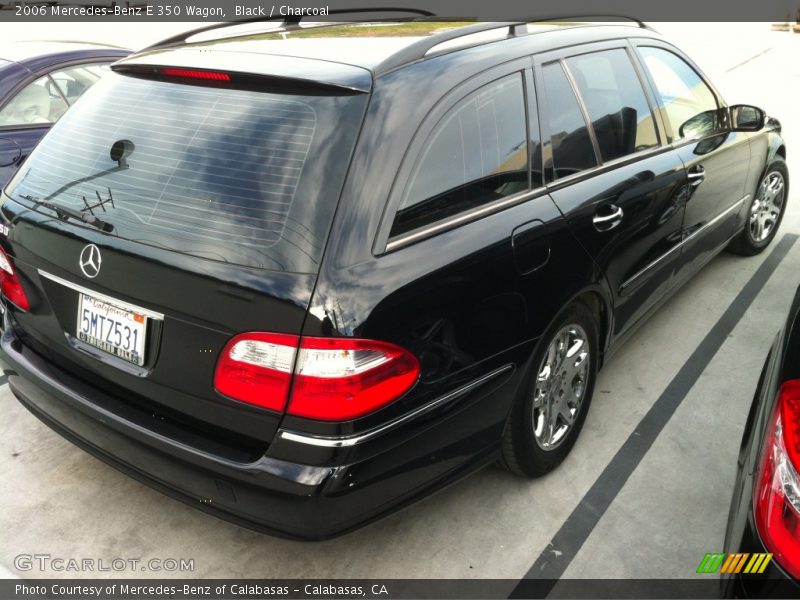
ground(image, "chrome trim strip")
xmin=278 ymin=364 xmax=515 ymax=448
xmin=38 ymin=270 xmax=165 ymax=320
xmin=385 ymin=189 xmax=547 ymax=252
xmin=620 ymin=195 xmax=749 ymax=290
xmin=542 ymin=145 xmax=670 ymax=192
xmin=561 ymin=59 xmax=603 ymax=167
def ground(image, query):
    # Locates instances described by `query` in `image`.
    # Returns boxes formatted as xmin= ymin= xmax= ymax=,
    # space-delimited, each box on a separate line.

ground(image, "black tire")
xmin=728 ymin=157 xmax=789 ymax=256
xmin=499 ymin=302 xmax=599 ymax=477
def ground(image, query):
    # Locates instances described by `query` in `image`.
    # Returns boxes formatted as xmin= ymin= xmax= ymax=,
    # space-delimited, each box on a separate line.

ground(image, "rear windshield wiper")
xmin=18 ymin=194 xmax=114 ymax=233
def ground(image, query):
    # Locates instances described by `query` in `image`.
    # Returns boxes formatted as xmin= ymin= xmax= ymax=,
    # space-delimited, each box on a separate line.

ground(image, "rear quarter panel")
xmin=294 ymin=44 xmax=610 ymax=455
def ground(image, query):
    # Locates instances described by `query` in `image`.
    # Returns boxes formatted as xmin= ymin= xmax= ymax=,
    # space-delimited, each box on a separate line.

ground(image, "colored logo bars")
xmin=697 ymin=552 xmax=773 ymax=574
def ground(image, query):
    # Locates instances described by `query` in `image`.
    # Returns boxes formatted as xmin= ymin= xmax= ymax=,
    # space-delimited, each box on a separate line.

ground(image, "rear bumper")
xmin=2 ymin=324 xmax=512 ymax=539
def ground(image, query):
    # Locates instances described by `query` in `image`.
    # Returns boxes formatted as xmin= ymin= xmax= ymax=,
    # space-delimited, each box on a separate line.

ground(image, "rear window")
xmin=4 ymin=72 xmax=367 ymax=272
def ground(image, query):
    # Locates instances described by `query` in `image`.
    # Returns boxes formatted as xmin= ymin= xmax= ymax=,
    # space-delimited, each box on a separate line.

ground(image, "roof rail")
xmin=143 ymin=7 xmax=436 ymax=51
xmin=143 ymin=12 xmax=652 ymax=74
xmin=375 ymin=21 xmax=527 ymax=74
xmin=533 ymin=14 xmax=650 ymax=29
xmin=374 ymin=15 xmax=651 ymax=74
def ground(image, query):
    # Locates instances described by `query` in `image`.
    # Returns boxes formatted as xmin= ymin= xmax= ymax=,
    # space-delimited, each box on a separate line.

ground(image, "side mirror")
xmin=678 ymin=109 xmax=722 ymax=139
xmin=730 ymin=104 xmax=765 ymax=132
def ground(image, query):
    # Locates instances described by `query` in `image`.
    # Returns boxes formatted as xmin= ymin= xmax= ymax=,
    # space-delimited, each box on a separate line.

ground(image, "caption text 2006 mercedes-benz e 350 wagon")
xmin=0 ymin=17 xmax=789 ymax=539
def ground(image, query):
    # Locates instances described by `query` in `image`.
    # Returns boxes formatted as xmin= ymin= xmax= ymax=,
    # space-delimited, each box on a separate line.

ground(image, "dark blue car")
xmin=0 ymin=41 xmax=130 ymax=187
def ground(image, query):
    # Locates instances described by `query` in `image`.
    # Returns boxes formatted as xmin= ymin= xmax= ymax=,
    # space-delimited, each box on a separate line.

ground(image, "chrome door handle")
xmin=593 ymin=205 xmax=624 ymax=231
xmin=687 ymin=166 xmax=705 ymax=186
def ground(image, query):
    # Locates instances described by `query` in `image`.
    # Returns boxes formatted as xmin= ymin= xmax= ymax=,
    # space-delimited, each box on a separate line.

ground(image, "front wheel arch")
xmin=728 ymin=157 xmax=789 ymax=256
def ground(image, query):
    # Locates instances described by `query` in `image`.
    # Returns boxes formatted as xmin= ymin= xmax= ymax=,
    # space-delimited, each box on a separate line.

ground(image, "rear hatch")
xmin=0 ymin=54 xmax=369 ymax=457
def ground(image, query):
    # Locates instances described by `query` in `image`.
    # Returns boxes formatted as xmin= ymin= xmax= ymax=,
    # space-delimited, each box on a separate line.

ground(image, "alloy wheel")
xmin=531 ymin=324 xmax=590 ymax=451
xmin=749 ymin=171 xmax=786 ymax=243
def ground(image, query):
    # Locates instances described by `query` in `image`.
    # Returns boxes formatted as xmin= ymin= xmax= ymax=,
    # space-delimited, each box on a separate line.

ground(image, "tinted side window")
xmin=541 ymin=62 xmax=597 ymax=180
xmin=638 ymin=47 xmax=719 ymax=141
xmin=566 ymin=49 xmax=659 ymax=162
xmin=391 ymin=74 xmax=528 ymax=239
xmin=49 ymin=63 xmax=110 ymax=105
xmin=0 ymin=75 xmax=69 ymax=126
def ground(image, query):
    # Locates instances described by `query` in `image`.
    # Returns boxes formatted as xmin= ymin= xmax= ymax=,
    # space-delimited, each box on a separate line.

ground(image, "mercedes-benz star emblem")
xmin=79 ymin=244 xmax=102 ymax=279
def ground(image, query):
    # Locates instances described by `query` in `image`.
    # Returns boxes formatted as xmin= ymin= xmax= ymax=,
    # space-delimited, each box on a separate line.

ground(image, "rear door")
xmin=534 ymin=41 xmax=691 ymax=341
xmin=1 ymin=67 xmax=368 ymax=450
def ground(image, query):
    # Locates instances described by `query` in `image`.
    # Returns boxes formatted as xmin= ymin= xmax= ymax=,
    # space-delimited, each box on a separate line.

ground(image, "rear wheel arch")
xmin=569 ymin=289 xmax=612 ymax=369
xmin=499 ymin=300 xmax=600 ymax=476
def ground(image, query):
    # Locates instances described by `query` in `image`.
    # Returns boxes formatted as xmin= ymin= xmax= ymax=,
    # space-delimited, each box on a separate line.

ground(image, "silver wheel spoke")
xmin=767 ymin=192 xmax=783 ymax=215
xmin=768 ymin=176 xmax=783 ymax=196
xmin=563 ymin=344 xmax=586 ymax=382
xmin=559 ymin=399 xmax=576 ymax=426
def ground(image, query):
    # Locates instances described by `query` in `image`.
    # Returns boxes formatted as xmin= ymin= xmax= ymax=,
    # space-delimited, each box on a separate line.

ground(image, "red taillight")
xmin=213 ymin=333 xmax=420 ymax=421
xmin=754 ymin=380 xmax=800 ymax=578
xmin=0 ymin=246 xmax=30 ymax=311
xmin=160 ymin=68 xmax=231 ymax=81
xmin=288 ymin=337 xmax=420 ymax=421
xmin=213 ymin=333 xmax=298 ymax=412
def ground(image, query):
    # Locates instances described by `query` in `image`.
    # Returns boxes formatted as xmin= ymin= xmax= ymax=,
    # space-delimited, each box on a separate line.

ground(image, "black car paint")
xmin=0 ymin=24 xmax=788 ymax=539
xmin=722 ymin=287 xmax=800 ymax=597
xmin=1 ymin=207 xmax=313 ymax=448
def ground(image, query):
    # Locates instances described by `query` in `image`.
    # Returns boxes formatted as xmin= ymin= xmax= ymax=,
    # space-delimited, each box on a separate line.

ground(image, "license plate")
xmin=76 ymin=293 xmax=147 ymax=366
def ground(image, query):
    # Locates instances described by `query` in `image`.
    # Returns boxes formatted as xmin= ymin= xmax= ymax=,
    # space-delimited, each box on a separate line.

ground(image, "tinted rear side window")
xmin=390 ymin=74 xmax=528 ymax=239
xmin=540 ymin=62 xmax=597 ymax=180
xmin=566 ymin=49 xmax=659 ymax=162
xmin=5 ymin=73 xmax=367 ymax=272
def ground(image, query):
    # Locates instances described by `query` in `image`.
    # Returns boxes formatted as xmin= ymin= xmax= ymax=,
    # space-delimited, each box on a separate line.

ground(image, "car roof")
xmin=137 ymin=20 xmax=662 ymax=75
xmin=177 ymin=22 xmax=522 ymax=70
xmin=0 ymin=40 xmax=129 ymax=63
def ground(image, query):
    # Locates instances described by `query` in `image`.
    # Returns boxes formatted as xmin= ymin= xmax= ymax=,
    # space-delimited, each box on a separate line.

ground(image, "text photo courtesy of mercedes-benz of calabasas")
xmin=0 ymin=18 xmax=789 ymax=540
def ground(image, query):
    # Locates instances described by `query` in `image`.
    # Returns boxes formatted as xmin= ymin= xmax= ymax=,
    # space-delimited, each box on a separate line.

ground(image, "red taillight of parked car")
xmin=214 ymin=333 xmax=419 ymax=420
xmin=754 ymin=379 xmax=800 ymax=579
xmin=0 ymin=246 xmax=30 ymax=311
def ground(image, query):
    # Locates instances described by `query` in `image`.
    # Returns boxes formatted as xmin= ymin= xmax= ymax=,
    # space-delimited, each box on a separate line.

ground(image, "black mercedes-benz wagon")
xmin=0 ymin=17 xmax=788 ymax=539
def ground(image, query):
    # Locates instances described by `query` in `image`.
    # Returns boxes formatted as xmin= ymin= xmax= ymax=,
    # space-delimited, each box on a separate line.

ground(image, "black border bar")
xmin=1 ymin=0 xmax=800 ymax=22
